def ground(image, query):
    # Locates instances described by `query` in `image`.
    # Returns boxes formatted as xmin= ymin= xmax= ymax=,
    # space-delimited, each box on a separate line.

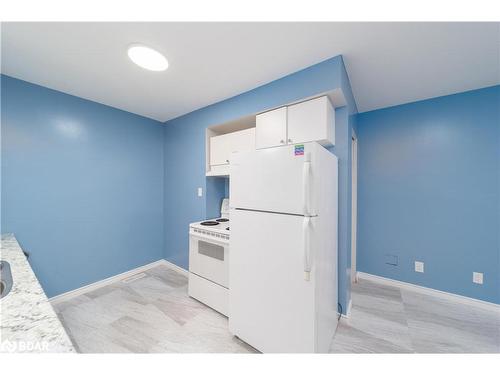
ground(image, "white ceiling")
xmin=1 ymin=22 xmax=499 ymax=122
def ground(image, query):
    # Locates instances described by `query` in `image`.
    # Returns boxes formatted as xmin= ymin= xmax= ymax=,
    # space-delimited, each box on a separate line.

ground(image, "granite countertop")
xmin=0 ymin=234 xmax=74 ymax=353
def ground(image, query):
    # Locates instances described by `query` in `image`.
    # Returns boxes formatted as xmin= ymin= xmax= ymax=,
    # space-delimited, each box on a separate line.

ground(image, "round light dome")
xmin=127 ymin=45 xmax=168 ymax=71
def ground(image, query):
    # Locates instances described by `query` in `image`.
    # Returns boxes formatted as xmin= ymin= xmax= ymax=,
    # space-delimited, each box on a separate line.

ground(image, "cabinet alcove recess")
xmin=206 ymin=115 xmax=256 ymax=177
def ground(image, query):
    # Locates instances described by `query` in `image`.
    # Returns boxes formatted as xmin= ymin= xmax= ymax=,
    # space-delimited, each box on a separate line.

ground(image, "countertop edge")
xmin=1 ymin=233 xmax=75 ymax=353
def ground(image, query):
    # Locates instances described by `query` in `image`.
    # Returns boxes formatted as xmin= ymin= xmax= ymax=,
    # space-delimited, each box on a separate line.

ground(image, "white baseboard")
xmin=357 ymin=272 xmax=500 ymax=313
xmin=160 ymin=259 xmax=189 ymax=276
xmin=49 ymin=259 xmax=187 ymax=304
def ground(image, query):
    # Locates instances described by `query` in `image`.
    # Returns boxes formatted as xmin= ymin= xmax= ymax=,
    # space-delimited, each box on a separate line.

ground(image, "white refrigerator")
xmin=228 ymin=142 xmax=338 ymax=353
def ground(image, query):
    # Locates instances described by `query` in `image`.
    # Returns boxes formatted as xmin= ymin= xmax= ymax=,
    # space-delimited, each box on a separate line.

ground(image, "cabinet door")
xmin=287 ymin=96 xmax=334 ymax=146
xmin=210 ymin=128 xmax=256 ymax=166
xmin=255 ymin=107 xmax=287 ymax=149
xmin=210 ymin=133 xmax=232 ymax=165
xmin=229 ymin=128 xmax=255 ymax=155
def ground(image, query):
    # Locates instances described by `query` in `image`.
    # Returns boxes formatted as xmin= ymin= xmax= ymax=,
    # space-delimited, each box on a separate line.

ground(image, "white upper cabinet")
xmin=255 ymin=96 xmax=335 ymax=150
xmin=287 ymin=96 xmax=334 ymax=147
xmin=210 ymin=128 xmax=255 ymax=167
xmin=255 ymin=107 xmax=287 ymax=149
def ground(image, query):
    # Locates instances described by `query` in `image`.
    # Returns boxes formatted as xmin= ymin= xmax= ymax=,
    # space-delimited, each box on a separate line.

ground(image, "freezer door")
xmin=228 ymin=209 xmax=317 ymax=353
xmin=230 ymin=143 xmax=319 ymax=216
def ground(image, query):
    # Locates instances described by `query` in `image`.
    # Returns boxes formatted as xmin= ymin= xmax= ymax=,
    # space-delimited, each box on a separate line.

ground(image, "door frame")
xmin=351 ymin=131 xmax=358 ymax=284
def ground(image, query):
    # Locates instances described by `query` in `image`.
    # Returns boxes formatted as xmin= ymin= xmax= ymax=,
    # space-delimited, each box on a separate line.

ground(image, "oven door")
xmin=189 ymin=233 xmax=229 ymax=288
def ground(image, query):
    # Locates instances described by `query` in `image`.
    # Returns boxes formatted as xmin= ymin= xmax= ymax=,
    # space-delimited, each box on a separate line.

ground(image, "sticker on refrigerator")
xmin=294 ymin=144 xmax=304 ymax=156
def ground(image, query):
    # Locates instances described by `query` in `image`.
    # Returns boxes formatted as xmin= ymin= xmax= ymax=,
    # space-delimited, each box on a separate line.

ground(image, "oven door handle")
xmin=190 ymin=232 xmax=229 ymax=245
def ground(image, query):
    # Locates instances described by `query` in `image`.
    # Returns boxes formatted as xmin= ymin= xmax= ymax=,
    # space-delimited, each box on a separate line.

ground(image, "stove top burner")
xmin=200 ymin=221 xmax=219 ymax=226
xmin=216 ymin=218 xmax=229 ymax=222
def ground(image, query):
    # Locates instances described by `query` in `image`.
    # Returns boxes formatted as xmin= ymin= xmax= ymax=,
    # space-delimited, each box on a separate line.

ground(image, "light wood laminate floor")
xmin=52 ymin=265 xmax=499 ymax=353
xmin=330 ymin=278 xmax=499 ymax=353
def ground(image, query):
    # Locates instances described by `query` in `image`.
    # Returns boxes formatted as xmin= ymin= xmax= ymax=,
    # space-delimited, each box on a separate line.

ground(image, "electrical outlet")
xmin=473 ymin=272 xmax=483 ymax=284
xmin=415 ymin=261 xmax=424 ymax=273
xmin=197 ymin=187 xmax=203 ymax=197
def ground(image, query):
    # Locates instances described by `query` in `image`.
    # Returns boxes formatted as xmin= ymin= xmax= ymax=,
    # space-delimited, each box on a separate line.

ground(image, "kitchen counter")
xmin=0 ymin=234 xmax=74 ymax=353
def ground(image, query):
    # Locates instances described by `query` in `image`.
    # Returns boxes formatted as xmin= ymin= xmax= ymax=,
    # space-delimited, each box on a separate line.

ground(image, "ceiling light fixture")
xmin=127 ymin=44 xmax=168 ymax=71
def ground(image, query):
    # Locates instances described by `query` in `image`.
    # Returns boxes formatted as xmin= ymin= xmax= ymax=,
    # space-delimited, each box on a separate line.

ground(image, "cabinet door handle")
xmin=288 ymin=138 xmax=293 ymax=143
xmin=226 ymin=159 xmax=229 ymax=163
xmin=280 ymin=139 xmax=285 ymax=144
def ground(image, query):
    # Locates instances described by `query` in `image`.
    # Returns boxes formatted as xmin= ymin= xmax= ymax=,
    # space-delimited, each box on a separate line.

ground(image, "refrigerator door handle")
xmin=302 ymin=152 xmax=311 ymax=215
xmin=303 ymin=216 xmax=311 ymax=281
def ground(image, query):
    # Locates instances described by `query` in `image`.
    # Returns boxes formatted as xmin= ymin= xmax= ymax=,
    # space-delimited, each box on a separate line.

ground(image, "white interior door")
xmin=229 ymin=208 xmax=315 ymax=353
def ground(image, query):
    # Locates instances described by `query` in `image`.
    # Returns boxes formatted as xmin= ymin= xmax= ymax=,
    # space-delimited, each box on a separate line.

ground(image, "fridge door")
xmin=228 ymin=208 xmax=317 ymax=353
xmin=230 ymin=142 xmax=322 ymax=216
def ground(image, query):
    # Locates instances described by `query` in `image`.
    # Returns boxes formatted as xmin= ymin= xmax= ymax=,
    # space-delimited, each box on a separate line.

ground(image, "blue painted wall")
xmin=356 ymin=86 xmax=500 ymax=304
xmin=163 ymin=55 xmax=357 ymax=311
xmin=206 ymin=176 xmax=227 ymax=219
xmin=1 ymin=75 xmax=165 ymax=297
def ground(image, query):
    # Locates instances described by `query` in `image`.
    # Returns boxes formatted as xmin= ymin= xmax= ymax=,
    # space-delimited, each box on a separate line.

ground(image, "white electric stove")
xmin=189 ymin=218 xmax=230 ymax=242
xmin=188 ymin=199 xmax=230 ymax=316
